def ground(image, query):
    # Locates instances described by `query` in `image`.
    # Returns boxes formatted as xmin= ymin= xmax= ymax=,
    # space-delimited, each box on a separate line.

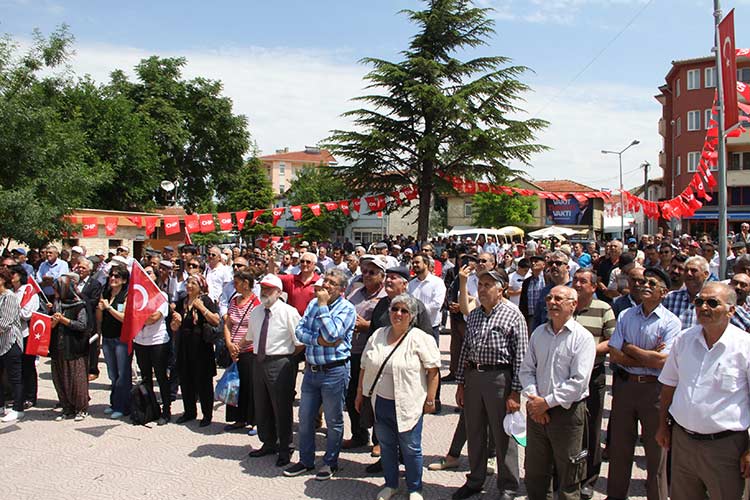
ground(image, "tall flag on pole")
xmin=719 ymin=9 xmax=739 ymax=129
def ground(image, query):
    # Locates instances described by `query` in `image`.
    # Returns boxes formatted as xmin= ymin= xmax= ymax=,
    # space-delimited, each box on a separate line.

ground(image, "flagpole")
xmin=714 ymin=0 xmax=729 ymax=279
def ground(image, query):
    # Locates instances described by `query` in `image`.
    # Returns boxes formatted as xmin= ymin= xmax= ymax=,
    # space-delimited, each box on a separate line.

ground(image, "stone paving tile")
xmin=2 ymin=334 xmax=648 ymax=499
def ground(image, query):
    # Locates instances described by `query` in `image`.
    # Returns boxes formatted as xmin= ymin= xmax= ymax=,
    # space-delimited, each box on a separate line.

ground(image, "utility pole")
xmin=714 ymin=0 xmax=729 ymax=278
xmin=642 ymin=161 xmax=650 ymax=234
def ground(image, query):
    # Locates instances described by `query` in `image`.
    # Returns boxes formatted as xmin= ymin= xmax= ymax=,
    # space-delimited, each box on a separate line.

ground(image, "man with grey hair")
xmin=204 ymin=245 xmax=232 ymax=302
xmin=37 ymin=245 xmax=69 ymax=299
xmin=657 ymin=282 xmax=750 ymax=498
xmin=531 ymin=251 xmax=571 ymax=331
xmin=73 ymin=257 xmax=103 ymax=381
xmin=277 ymin=251 xmax=320 ymax=316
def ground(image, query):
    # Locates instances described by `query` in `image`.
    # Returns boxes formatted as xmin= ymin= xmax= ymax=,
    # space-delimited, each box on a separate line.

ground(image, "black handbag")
xmin=359 ymin=327 xmax=410 ymax=429
xmin=215 ymin=295 xmax=253 ymax=369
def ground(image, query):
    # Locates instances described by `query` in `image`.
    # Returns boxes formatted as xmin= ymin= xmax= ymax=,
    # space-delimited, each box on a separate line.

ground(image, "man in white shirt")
xmin=507 ymin=259 xmax=529 ymax=307
xmin=317 ymin=246 xmax=334 ymax=272
xmin=656 ymin=282 xmax=750 ymax=499
xmin=520 ymin=285 xmax=596 ymax=500
xmin=245 ymin=274 xmax=302 ymax=467
xmin=204 ymin=246 xmax=232 ymax=302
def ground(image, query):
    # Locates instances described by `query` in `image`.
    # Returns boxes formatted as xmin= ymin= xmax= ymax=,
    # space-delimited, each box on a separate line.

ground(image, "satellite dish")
xmin=174 ymin=180 xmax=181 ymax=188
xmin=160 ymin=180 xmax=175 ymax=192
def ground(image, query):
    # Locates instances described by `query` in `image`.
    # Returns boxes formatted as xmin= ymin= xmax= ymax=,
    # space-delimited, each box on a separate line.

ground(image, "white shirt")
xmin=15 ymin=285 xmax=39 ymax=339
xmin=133 ymin=293 xmax=170 ymax=346
xmin=520 ymin=318 xmax=596 ymax=409
xmin=407 ymin=273 xmax=447 ymax=328
xmin=659 ymin=323 xmax=750 ymax=434
xmin=246 ymin=299 xmax=302 ymax=356
xmin=205 ymin=263 xmax=232 ymax=302
xmin=507 ymin=271 xmax=526 ymax=306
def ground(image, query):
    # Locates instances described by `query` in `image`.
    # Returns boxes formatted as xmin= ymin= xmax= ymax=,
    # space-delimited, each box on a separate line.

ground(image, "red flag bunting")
xmin=163 ymin=215 xmax=181 ymax=236
xmin=120 ymin=261 xmax=166 ymax=352
xmin=104 ymin=216 xmax=119 ymax=236
xmin=251 ymin=209 xmax=265 ymax=225
xmin=402 ymin=185 xmax=418 ymax=201
xmin=272 ymin=207 xmax=285 ymax=226
xmin=324 ymin=202 xmax=338 ymax=212
xmin=126 ymin=216 xmax=143 ymax=228
xmin=82 ymin=217 xmax=98 ymax=237
xmin=391 ymin=191 xmax=403 ymax=206
xmin=308 ymin=203 xmax=321 ymax=216
xmin=235 ymin=210 xmax=248 ymax=231
xmin=199 ymin=214 xmax=215 ymax=233
xmin=351 ymin=198 xmax=361 ymax=212
xmin=144 ymin=216 xmax=159 ymax=236
xmin=290 ymin=206 xmax=303 ymax=221
xmin=184 ymin=214 xmax=200 ymax=234
xmin=26 ymin=312 xmax=51 ymax=356
xmin=477 ymin=182 xmax=489 ymax=193
xmin=218 ymin=212 xmax=233 ymax=231
xmin=339 ymin=200 xmax=350 ymax=216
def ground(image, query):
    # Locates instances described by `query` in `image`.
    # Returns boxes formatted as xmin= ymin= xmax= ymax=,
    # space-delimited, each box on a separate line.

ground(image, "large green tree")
xmin=221 ymin=157 xmax=280 ymax=240
xmin=286 ymin=166 xmax=352 ymax=241
xmin=471 ymin=191 xmax=536 ymax=228
xmin=326 ymin=0 xmax=548 ymax=241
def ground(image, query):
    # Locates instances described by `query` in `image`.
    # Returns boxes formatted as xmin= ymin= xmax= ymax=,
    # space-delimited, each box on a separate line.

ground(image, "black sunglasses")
xmin=694 ymin=297 xmax=722 ymax=308
xmin=390 ymin=306 xmax=410 ymax=315
xmin=188 ymin=263 xmax=200 ymax=268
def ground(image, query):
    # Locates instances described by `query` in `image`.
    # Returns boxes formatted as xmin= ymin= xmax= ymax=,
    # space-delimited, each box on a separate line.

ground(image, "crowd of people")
xmin=1 ymin=228 xmax=750 ymax=500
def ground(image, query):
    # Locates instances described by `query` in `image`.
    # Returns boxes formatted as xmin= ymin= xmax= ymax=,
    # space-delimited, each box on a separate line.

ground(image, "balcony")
xmin=658 ymin=118 xmax=666 ymax=137
xmin=659 ymin=151 xmax=666 ymax=168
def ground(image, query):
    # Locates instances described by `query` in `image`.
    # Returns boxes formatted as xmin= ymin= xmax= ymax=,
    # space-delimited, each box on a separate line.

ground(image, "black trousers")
xmin=253 ymin=354 xmax=296 ymax=455
xmin=134 ymin=342 xmax=171 ymax=416
xmin=21 ymin=336 xmax=37 ymax=404
xmin=168 ymin=336 xmax=179 ymax=402
xmin=582 ymin=363 xmax=606 ymax=491
xmin=88 ymin=334 xmax=100 ymax=376
xmin=0 ymin=343 xmax=24 ymax=412
xmin=227 ymin=351 xmax=254 ymax=425
xmin=179 ymin=360 xmax=213 ymax=420
xmin=345 ymin=353 xmax=369 ymax=442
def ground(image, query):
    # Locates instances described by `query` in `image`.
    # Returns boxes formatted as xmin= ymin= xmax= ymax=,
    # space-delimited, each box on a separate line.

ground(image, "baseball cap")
xmin=503 ymin=411 xmax=527 ymax=447
xmin=163 ymin=245 xmax=175 ymax=252
xmin=299 ymin=241 xmax=310 ymax=247
xmin=11 ymin=248 xmax=26 ymax=256
xmin=403 ymin=248 xmax=413 ymax=255
xmin=259 ymin=274 xmax=283 ymax=290
xmin=386 ymin=266 xmax=411 ymax=281
xmin=71 ymin=245 xmax=84 ymax=255
xmin=644 ymin=266 xmax=672 ymax=290
xmin=291 ymin=252 xmax=300 ymax=258
xmin=627 ymin=237 xmax=637 ymax=244
xmin=159 ymin=261 xmax=174 ymax=270
xmin=372 ymin=242 xmax=388 ymax=250
xmin=360 ymin=254 xmax=387 ymax=272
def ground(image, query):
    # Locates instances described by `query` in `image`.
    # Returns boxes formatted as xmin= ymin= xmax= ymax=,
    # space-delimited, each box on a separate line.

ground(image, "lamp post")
xmin=602 ymin=139 xmax=640 ymax=239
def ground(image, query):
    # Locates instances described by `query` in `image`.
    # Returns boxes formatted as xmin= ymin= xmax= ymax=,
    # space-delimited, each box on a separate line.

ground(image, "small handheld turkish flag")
xmin=21 ymin=277 xmax=43 ymax=308
xmin=26 ymin=312 xmax=51 ymax=356
xmin=120 ymin=261 xmax=166 ymax=352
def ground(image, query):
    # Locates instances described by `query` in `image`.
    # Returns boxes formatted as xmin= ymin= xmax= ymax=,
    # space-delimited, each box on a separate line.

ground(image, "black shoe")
xmin=580 ymin=486 xmax=594 ymax=499
xmin=199 ymin=417 xmax=212 ymax=427
xmin=224 ymin=421 xmax=246 ymax=431
xmin=441 ymin=374 xmax=456 ymax=382
xmin=248 ymin=446 xmax=278 ymax=458
xmin=157 ymin=414 xmax=171 ymax=426
xmin=365 ymin=459 xmax=383 ymax=474
xmin=452 ymin=484 xmax=482 ymax=500
xmin=315 ymin=465 xmax=337 ymax=481
xmin=276 ymin=455 xmax=291 ymax=467
xmin=176 ymin=414 xmax=196 ymax=424
xmin=283 ymin=462 xmax=315 ymax=477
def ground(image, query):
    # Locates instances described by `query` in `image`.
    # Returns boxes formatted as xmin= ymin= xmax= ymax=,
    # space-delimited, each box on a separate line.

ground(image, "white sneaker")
xmin=55 ymin=413 xmax=72 ymax=422
xmin=1 ymin=410 xmax=23 ymax=423
xmin=110 ymin=411 xmax=124 ymax=419
xmin=409 ymin=492 xmax=424 ymax=500
xmin=74 ymin=411 xmax=88 ymax=422
xmin=376 ymin=486 xmax=397 ymax=500
xmin=486 ymin=456 xmax=496 ymax=476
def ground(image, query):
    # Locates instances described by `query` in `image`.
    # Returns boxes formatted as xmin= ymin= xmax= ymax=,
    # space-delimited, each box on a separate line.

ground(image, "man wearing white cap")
xmin=245 ymin=274 xmax=303 ymax=467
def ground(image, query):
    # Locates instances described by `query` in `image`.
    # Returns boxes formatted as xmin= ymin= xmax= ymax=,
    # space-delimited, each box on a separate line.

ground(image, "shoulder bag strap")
xmin=365 ymin=327 xmax=410 ymax=397
xmin=231 ymin=296 xmax=253 ymax=338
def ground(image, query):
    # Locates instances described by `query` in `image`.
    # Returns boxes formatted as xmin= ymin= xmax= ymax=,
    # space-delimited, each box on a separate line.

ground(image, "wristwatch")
xmin=425 ymin=400 xmax=435 ymax=407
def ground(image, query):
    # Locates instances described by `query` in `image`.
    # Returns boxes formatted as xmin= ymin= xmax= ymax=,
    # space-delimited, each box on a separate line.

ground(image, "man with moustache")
xmin=520 ymin=285 xmax=596 ymax=500
xmin=531 ymin=251 xmax=571 ymax=331
xmin=657 ymin=282 xmax=750 ymax=499
xmin=730 ymin=273 xmax=750 ymax=312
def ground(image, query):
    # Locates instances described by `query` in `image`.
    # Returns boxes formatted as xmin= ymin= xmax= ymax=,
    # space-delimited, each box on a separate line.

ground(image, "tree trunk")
xmin=417 ymin=161 xmax=433 ymax=243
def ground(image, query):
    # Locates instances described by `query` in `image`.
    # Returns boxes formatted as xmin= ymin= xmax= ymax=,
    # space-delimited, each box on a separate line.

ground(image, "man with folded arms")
xmin=520 ymin=285 xmax=596 ymax=500
xmin=606 ymin=267 xmax=681 ymax=500
xmin=284 ymin=268 xmax=356 ymax=481
xmin=656 ymin=282 xmax=750 ymax=499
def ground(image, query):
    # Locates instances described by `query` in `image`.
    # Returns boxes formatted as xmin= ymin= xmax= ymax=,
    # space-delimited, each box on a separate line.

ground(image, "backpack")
xmin=130 ymin=383 xmax=160 ymax=425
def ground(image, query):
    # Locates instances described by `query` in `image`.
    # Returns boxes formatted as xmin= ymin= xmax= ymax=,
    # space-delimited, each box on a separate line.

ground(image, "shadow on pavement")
xmin=75 ymin=423 xmax=119 ymax=437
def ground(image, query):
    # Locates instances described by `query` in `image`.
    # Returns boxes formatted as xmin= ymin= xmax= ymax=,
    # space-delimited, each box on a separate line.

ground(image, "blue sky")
xmin=4 ymin=0 xmax=750 ymax=190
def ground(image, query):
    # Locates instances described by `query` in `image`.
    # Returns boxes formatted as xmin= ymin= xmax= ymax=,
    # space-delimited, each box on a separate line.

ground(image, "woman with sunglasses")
xmin=170 ymin=274 xmax=220 ymax=426
xmin=0 ymin=267 xmax=25 ymax=422
xmin=97 ymin=266 xmax=131 ymax=419
xmin=356 ymin=293 xmax=440 ymax=500
xmin=50 ymin=274 xmax=91 ymax=421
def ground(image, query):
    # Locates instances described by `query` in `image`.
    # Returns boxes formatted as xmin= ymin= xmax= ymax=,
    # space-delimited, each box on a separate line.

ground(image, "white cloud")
xmin=63 ymin=41 xmax=660 ymax=191
xmin=480 ymin=0 xmax=650 ymax=25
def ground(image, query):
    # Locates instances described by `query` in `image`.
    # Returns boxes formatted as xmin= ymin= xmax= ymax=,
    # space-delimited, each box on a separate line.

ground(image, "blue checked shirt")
xmin=295 ymin=295 xmax=356 ymax=366
xmin=526 ymin=274 xmax=545 ymax=317
xmin=664 ymin=288 xmax=750 ymax=332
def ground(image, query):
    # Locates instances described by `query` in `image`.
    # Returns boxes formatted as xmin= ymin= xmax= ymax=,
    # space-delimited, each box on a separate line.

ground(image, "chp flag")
xmin=120 ymin=261 xmax=166 ymax=352
xmin=26 ymin=312 xmax=51 ymax=356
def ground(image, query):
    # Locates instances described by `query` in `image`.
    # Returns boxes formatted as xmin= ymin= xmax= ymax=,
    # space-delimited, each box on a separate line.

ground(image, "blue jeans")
xmin=298 ymin=363 xmax=350 ymax=468
xmin=374 ymin=396 xmax=424 ymax=493
xmin=102 ymin=337 xmax=132 ymax=414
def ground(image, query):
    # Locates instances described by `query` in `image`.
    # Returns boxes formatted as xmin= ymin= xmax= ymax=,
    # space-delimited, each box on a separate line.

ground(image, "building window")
xmin=687 ymin=69 xmax=701 ymax=90
xmin=675 ymin=117 xmax=681 ymax=136
xmin=279 ymin=184 xmax=285 ymax=193
xmin=676 ymin=155 xmax=681 ymax=176
xmin=730 ymin=187 xmax=750 ymax=205
xmin=730 ymin=153 xmax=742 ymax=171
xmin=705 ymin=67 xmax=717 ymax=88
xmin=676 ymin=78 xmax=681 ymax=97
xmin=687 ymin=151 xmax=700 ymax=172
xmin=738 ymin=68 xmax=750 ymax=84
xmin=687 ymin=110 xmax=701 ymax=131
xmin=464 ymin=201 xmax=473 ymax=218
xmin=279 ymin=163 xmax=285 ymax=176
xmin=705 ymin=109 xmax=713 ymax=129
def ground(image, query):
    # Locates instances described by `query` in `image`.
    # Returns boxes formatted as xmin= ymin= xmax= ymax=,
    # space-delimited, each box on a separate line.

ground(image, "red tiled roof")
xmin=534 ymin=179 xmax=596 ymax=192
xmin=259 ymin=149 xmax=336 ymax=164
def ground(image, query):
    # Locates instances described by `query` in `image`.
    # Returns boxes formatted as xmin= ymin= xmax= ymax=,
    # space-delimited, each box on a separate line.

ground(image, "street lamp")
xmin=602 ymin=139 xmax=640 ymax=239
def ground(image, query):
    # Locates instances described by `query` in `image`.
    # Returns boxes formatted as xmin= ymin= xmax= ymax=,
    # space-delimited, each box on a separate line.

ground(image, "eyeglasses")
xmin=208 ymin=253 xmax=220 ymax=257
xmin=109 ymin=275 xmax=123 ymax=280
xmin=300 ymin=260 xmax=314 ymax=265
xmin=390 ymin=306 xmax=411 ymax=315
xmin=232 ymin=263 xmax=245 ymax=269
xmin=545 ymin=295 xmax=574 ymax=303
xmin=548 ymin=261 xmax=567 ymax=267
xmin=188 ymin=263 xmax=200 ymax=269
xmin=633 ymin=278 xmax=664 ymax=288
xmin=694 ymin=297 xmax=723 ymax=308
xmin=478 ymin=259 xmax=491 ymax=263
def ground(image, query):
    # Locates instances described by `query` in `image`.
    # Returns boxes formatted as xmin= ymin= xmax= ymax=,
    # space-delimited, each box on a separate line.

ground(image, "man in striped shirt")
xmin=571 ymin=269 xmax=616 ymax=499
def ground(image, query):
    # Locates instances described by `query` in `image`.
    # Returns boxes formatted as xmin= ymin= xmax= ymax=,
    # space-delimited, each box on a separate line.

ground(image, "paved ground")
xmin=1 ymin=334 xmax=649 ymax=499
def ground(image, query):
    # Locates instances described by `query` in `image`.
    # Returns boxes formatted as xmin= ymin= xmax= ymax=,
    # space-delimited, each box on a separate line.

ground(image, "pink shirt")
xmin=228 ymin=294 xmax=260 ymax=353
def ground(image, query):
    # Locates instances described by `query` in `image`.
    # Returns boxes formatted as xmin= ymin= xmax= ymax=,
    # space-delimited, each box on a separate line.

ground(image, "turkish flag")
xmin=682 ymin=189 xmax=703 ymax=213
xmin=82 ymin=217 xmax=98 ymax=237
xmin=738 ymin=81 xmax=750 ymax=101
xmin=126 ymin=216 xmax=143 ymax=228
xmin=324 ymin=202 xmax=338 ymax=212
xmin=21 ymin=277 xmax=43 ymax=308
xmin=339 ymin=200 xmax=350 ymax=216
xmin=719 ymin=10 xmax=739 ymax=128
xmin=691 ymin=175 xmax=709 ymax=199
xmin=451 ymin=177 xmax=465 ymax=192
xmin=144 ymin=216 xmax=159 ymax=236
xmin=184 ymin=214 xmax=200 ymax=234
xmin=351 ymin=198 xmax=362 ymax=212
xmin=308 ymin=203 xmax=321 ymax=216
xmin=26 ymin=312 xmax=51 ymax=357
xmin=120 ymin=261 xmax=166 ymax=351
xmin=477 ymin=182 xmax=490 ymax=193
xmin=235 ymin=210 xmax=248 ymax=231
xmin=218 ymin=212 xmax=233 ymax=231
xmin=290 ymin=206 xmax=303 ymax=221
xmin=104 ymin=216 xmax=118 ymax=236
xmin=199 ymin=214 xmax=215 ymax=233
xmin=464 ymin=181 xmax=477 ymax=194
xmin=272 ymin=207 xmax=285 ymax=226
xmin=251 ymin=209 xmax=265 ymax=225
xmin=163 ymin=215 xmax=181 ymax=236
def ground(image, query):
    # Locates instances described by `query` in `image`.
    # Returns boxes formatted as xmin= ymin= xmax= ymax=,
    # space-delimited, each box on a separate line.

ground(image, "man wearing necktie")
xmin=243 ymin=274 xmax=303 ymax=467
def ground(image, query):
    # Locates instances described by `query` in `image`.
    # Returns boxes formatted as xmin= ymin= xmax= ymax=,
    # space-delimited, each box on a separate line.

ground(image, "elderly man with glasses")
xmin=606 ymin=267 xmax=681 ymax=500
xmin=204 ymin=246 xmax=232 ymax=303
